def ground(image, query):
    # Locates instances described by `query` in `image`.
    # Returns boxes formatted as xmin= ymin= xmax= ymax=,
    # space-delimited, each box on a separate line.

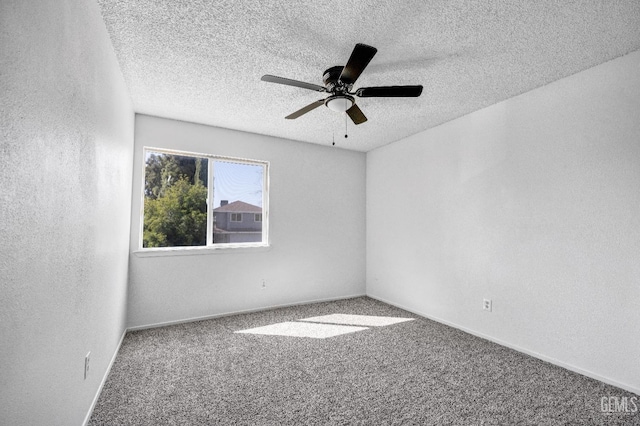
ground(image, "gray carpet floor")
xmin=89 ymin=297 xmax=639 ymax=425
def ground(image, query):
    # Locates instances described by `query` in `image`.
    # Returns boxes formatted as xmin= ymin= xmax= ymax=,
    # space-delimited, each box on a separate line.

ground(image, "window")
xmin=254 ymin=213 xmax=262 ymax=222
xmin=142 ymin=148 xmax=268 ymax=249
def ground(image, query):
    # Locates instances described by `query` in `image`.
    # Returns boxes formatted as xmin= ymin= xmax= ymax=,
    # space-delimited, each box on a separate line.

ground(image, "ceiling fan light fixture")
xmin=325 ymin=95 xmax=354 ymax=113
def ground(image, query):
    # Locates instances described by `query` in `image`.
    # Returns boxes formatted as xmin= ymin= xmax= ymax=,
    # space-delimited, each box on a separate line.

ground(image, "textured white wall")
xmin=128 ymin=115 xmax=366 ymax=328
xmin=0 ymin=1 xmax=134 ymax=425
xmin=367 ymin=51 xmax=640 ymax=394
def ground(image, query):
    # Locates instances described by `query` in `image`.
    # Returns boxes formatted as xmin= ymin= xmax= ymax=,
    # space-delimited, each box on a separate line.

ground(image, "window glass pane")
xmin=143 ymin=151 xmax=208 ymax=248
xmin=212 ymin=161 xmax=264 ymax=244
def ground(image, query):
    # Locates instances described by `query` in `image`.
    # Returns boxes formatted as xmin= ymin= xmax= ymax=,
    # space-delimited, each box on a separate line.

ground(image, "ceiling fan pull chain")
xmin=345 ymin=112 xmax=348 ymax=138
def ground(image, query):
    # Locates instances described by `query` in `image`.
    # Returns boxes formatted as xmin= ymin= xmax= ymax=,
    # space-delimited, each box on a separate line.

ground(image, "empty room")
xmin=2 ymin=0 xmax=639 ymax=424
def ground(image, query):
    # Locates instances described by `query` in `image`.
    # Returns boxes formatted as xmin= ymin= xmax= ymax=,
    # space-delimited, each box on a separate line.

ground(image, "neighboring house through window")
xmin=213 ymin=200 xmax=263 ymax=244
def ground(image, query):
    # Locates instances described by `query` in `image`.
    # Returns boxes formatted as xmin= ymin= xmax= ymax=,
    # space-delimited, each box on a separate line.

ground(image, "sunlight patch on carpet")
xmin=299 ymin=314 xmax=414 ymax=327
xmin=235 ymin=321 xmax=368 ymax=339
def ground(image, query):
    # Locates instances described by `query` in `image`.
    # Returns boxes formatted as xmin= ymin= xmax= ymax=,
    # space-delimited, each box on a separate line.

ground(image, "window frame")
xmin=139 ymin=147 xmax=269 ymax=252
xmin=230 ymin=213 xmax=243 ymax=222
xmin=254 ymin=213 xmax=262 ymax=223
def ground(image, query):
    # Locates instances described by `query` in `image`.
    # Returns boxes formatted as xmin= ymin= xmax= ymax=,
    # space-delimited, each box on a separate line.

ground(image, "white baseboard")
xmin=367 ymin=293 xmax=640 ymax=396
xmin=127 ymin=293 xmax=367 ymax=332
xmin=82 ymin=329 xmax=127 ymax=426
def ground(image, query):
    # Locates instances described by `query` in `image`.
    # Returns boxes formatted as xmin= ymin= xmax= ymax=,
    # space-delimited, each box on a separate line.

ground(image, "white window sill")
xmin=133 ymin=243 xmax=271 ymax=257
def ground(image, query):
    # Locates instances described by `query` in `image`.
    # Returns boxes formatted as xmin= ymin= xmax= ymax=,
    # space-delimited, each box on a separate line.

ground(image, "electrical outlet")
xmin=261 ymin=279 xmax=266 ymax=290
xmin=483 ymin=299 xmax=492 ymax=312
xmin=84 ymin=352 xmax=91 ymax=379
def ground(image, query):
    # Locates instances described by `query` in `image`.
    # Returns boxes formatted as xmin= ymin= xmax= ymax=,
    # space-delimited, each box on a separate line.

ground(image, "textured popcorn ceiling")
xmin=97 ymin=0 xmax=640 ymax=151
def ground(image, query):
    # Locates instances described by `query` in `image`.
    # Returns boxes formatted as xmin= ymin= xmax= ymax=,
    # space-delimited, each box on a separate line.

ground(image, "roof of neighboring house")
xmin=213 ymin=200 xmax=261 ymax=213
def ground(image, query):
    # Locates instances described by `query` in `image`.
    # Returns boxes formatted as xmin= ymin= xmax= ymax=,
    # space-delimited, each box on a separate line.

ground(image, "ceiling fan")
xmin=261 ymin=43 xmax=423 ymax=125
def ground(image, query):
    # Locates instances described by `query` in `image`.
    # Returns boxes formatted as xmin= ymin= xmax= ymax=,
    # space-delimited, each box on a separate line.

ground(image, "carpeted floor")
xmin=89 ymin=297 xmax=639 ymax=425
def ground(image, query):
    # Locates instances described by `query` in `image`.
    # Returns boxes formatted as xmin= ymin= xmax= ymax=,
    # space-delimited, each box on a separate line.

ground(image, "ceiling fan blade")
xmin=355 ymin=85 xmax=423 ymax=97
xmin=285 ymin=100 xmax=325 ymax=119
xmin=261 ymin=75 xmax=326 ymax=92
xmin=346 ymin=104 xmax=367 ymax=125
xmin=339 ymin=43 xmax=378 ymax=85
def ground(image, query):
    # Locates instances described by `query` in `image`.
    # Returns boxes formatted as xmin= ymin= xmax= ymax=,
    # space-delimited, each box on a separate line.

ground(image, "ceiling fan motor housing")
xmin=323 ymin=66 xmax=350 ymax=92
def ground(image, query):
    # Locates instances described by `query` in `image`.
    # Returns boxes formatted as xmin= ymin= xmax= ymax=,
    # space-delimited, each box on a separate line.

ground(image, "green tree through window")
xmin=143 ymin=178 xmax=208 ymax=247
xmin=143 ymin=152 xmax=208 ymax=247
